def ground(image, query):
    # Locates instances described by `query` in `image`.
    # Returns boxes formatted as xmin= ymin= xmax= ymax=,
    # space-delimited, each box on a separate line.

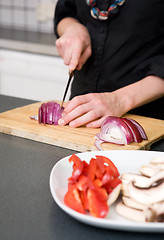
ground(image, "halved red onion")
xmin=38 ymin=101 xmax=63 ymax=125
xmin=94 ymin=116 xmax=148 ymax=151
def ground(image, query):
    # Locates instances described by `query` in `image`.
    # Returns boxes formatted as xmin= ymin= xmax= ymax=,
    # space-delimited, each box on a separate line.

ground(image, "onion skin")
xmin=38 ymin=101 xmax=63 ymax=125
xmin=94 ymin=116 xmax=148 ymax=151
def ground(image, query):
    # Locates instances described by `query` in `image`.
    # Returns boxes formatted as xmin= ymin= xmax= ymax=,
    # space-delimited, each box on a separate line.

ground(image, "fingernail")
xmin=69 ymin=121 xmax=76 ymax=128
xmin=69 ymin=65 xmax=75 ymax=71
xmin=58 ymin=118 xmax=65 ymax=126
xmin=62 ymin=112 xmax=66 ymax=117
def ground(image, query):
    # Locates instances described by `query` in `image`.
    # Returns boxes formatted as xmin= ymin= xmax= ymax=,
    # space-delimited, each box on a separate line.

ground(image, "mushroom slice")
xmin=128 ymin=181 xmax=164 ymax=205
xmin=150 ymin=156 xmax=164 ymax=165
xmin=121 ymin=173 xmax=149 ymax=182
xmin=121 ymin=180 xmax=130 ymax=197
xmin=122 ymin=196 xmax=146 ymax=211
xmin=139 ymin=164 xmax=161 ymax=177
xmin=116 ymin=201 xmax=145 ymax=222
xmin=133 ymin=170 xmax=164 ymax=188
xmin=107 ymin=183 xmax=121 ymax=206
xmin=144 ymin=202 xmax=164 ymax=222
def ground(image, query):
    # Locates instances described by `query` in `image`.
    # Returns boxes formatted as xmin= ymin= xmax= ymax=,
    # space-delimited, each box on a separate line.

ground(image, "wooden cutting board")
xmin=0 ymin=102 xmax=164 ymax=152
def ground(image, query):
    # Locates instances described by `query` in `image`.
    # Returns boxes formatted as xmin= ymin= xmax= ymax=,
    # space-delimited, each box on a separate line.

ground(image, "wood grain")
xmin=0 ymin=102 xmax=164 ymax=152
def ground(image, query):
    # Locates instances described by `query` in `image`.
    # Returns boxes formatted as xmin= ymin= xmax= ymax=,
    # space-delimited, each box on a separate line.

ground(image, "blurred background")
xmin=0 ymin=0 xmax=68 ymax=102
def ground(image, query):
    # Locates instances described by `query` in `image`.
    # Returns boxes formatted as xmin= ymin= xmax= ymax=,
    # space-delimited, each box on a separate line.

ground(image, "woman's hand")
xmin=56 ymin=18 xmax=92 ymax=71
xmin=58 ymin=92 xmax=128 ymax=128
xmin=58 ymin=76 xmax=164 ymax=128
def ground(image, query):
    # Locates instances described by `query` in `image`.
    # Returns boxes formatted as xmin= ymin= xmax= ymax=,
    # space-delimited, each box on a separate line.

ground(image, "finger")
xmin=77 ymin=46 xmax=92 ymax=70
xmin=59 ymin=102 xmax=92 ymax=126
xmin=69 ymin=109 xmax=101 ymax=128
xmin=69 ymin=45 xmax=84 ymax=71
xmin=56 ymin=38 xmax=72 ymax=65
xmin=64 ymin=94 xmax=92 ymax=114
xmin=86 ymin=116 xmax=108 ymax=128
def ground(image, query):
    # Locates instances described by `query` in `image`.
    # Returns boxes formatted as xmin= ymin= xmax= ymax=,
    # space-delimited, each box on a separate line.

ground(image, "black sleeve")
xmin=54 ymin=0 xmax=78 ymax=38
xmin=145 ymin=56 xmax=164 ymax=80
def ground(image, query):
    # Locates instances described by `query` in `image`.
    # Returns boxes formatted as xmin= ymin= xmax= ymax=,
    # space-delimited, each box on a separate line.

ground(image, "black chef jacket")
xmin=54 ymin=0 xmax=164 ymax=120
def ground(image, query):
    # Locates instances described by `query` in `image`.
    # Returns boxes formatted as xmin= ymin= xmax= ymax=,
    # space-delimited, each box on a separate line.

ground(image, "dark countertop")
xmin=0 ymin=27 xmax=59 ymax=56
xmin=0 ymin=94 xmax=164 ymax=240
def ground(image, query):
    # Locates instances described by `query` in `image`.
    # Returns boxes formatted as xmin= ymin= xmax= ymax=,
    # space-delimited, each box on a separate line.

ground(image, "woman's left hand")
xmin=58 ymin=92 xmax=127 ymax=128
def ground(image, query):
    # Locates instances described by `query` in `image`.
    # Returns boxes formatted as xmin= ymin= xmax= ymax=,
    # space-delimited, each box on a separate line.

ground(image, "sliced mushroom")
xmin=116 ymin=201 xmax=145 ymax=222
xmin=140 ymin=163 xmax=164 ymax=177
xmin=122 ymin=196 xmax=146 ymax=211
xmin=121 ymin=173 xmax=149 ymax=182
xmin=128 ymin=181 xmax=164 ymax=205
xmin=107 ymin=183 xmax=121 ymax=206
xmin=144 ymin=201 xmax=164 ymax=222
xmin=133 ymin=170 xmax=164 ymax=188
xmin=139 ymin=164 xmax=160 ymax=177
xmin=150 ymin=156 xmax=164 ymax=165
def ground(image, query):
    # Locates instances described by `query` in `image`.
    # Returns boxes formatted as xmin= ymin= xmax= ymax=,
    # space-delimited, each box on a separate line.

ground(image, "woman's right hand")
xmin=56 ymin=18 xmax=92 ymax=71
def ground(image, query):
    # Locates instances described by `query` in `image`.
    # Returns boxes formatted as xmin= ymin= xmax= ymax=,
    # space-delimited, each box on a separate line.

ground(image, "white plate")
xmin=49 ymin=150 xmax=164 ymax=232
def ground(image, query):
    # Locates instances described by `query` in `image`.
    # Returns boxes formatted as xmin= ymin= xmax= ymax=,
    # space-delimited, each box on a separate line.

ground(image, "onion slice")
xmin=94 ymin=116 xmax=148 ymax=150
xmin=122 ymin=118 xmax=142 ymax=143
xmin=38 ymin=101 xmax=63 ymax=125
xmin=124 ymin=118 xmax=148 ymax=140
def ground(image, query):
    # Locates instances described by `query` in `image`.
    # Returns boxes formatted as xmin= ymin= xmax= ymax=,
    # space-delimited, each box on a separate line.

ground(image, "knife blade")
xmin=60 ymin=70 xmax=74 ymax=109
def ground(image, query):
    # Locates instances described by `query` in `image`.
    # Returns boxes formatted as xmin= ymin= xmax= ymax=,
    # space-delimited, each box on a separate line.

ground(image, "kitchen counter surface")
xmin=0 ymin=94 xmax=164 ymax=240
xmin=0 ymin=27 xmax=59 ymax=56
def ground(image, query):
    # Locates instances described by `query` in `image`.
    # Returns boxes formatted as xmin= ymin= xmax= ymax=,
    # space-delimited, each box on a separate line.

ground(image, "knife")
xmin=60 ymin=70 xmax=74 ymax=109
xmin=30 ymin=71 xmax=74 ymax=121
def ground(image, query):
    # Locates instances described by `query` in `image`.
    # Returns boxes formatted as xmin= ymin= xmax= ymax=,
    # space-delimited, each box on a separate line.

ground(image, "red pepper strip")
xmin=96 ymin=156 xmax=119 ymax=178
xmin=103 ymin=178 xmax=122 ymax=194
xmin=80 ymin=190 xmax=89 ymax=210
xmin=92 ymin=185 xmax=108 ymax=202
xmin=81 ymin=160 xmax=89 ymax=176
xmin=101 ymin=168 xmax=114 ymax=185
xmin=93 ymin=178 xmax=102 ymax=187
xmin=95 ymin=155 xmax=105 ymax=174
xmin=95 ymin=165 xmax=103 ymax=179
xmin=76 ymin=175 xmax=88 ymax=191
xmin=64 ymin=185 xmax=85 ymax=214
xmin=88 ymin=158 xmax=97 ymax=182
xmin=87 ymin=188 xmax=109 ymax=218
xmin=68 ymin=154 xmax=84 ymax=182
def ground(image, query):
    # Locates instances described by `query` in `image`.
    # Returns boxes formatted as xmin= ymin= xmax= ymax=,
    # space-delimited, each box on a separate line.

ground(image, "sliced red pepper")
xmin=93 ymin=178 xmax=102 ymax=187
xmin=76 ymin=175 xmax=88 ymax=191
xmin=96 ymin=155 xmax=119 ymax=178
xmin=64 ymin=185 xmax=85 ymax=214
xmin=80 ymin=190 xmax=89 ymax=210
xmin=88 ymin=158 xmax=97 ymax=182
xmin=103 ymin=178 xmax=122 ymax=194
xmin=68 ymin=154 xmax=84 ymax=182
xmin=102 ymin=170 xmax=113 ymax=185
xmin=92 ymin=185 xmax=108 ymax=202
xmin=95 ymin=155 xmax=105 ymax=174
xmin=81 ymin=160 xmax=89 ymax=176
xmin=87 ymin=188 xmax=108 ymax=218
xmin=95 ymin=165 xmax=103 ymax=179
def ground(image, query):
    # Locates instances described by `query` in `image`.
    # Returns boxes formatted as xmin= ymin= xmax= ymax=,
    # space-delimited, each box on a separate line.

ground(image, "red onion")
xmin=38 ymin=101 xmax=64 ymax=125
xmin=122 ymin=118 xmax=142 ymax=143
xmin=94 ymin=116 xmax=148 ymax=151
xmin=124 ymin=118 xmax=148 ymax=140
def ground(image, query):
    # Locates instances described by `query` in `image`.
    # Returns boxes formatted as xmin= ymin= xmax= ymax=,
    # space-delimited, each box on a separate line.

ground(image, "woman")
xmin=54 ymin=0 xmax=164 ymax=127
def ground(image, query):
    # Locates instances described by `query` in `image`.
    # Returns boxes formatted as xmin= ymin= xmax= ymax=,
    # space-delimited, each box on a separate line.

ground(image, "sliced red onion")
xmin=124 ymin=118 xmax=148 ymax=140
xmin=122 ymin=118 xmax=142 ymax=143
xmin=38 ymin=101 xmax=63 ymax=125
xmin=94 ymin=116 xmax=148 ymax=151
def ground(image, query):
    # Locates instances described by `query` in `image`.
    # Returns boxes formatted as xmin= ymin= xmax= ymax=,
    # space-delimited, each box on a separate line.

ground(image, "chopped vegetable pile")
xmin=64 ymin=154 xmax=122 ymax=218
